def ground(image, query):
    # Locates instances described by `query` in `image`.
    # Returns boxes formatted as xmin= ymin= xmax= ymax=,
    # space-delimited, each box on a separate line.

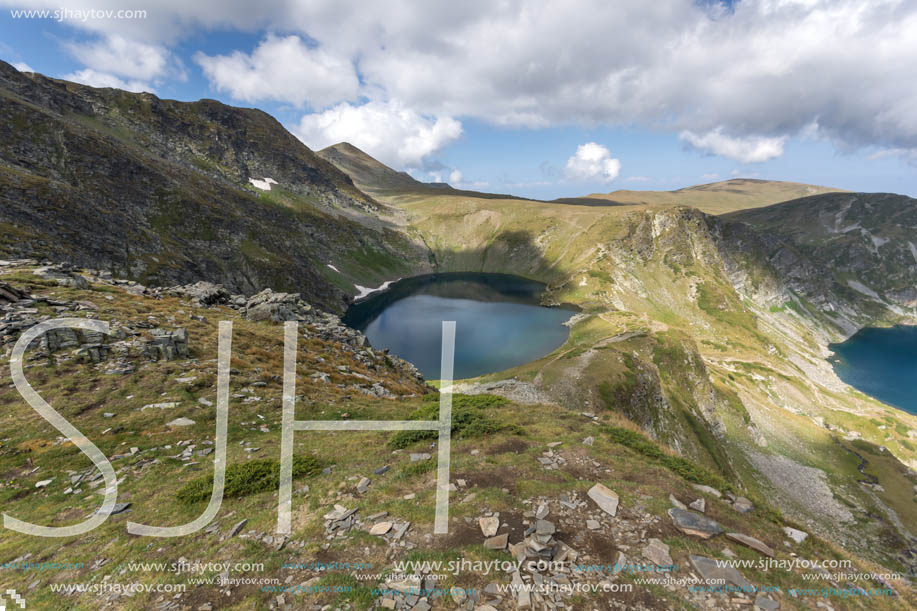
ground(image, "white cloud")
xmin=62 ymin=68 xmax=152 ymax=93
xmin=9 ymin=0 xmax=917 ymax=158
xmin=66 ymin=34 xmax=173 ymax=82
xmin=680 ymin=129 xmax=785 ymax=163
xmin=444 ymin=168 xmax=488 ymax=189
xmin=12 ymin=61 xmax=34 ymax=72
xmin=294 ymin=99 xmax=462 ymax=168
xmin=564 ymin=142 xmax=621 ymax=183
xmin=195 ymin=35 xmax=358 ymax=109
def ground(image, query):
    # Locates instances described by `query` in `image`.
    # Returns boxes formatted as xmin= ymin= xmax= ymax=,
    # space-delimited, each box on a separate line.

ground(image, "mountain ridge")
xmin=0 ymin=60 xmax=430 ymax=312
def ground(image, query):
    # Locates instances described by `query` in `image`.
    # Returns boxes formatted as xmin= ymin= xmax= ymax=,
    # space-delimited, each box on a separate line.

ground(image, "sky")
xmin=2 ymin=0 xmax=917 ymax=200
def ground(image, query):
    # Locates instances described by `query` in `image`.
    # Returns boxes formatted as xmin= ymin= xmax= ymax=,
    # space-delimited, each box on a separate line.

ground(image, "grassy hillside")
xmin=0 ymin=265 xmax=912 ymax=609
xmin=319 ymin=150 xmax=917 ymax=586
xmin=560 ymin=178 xmax=846 ymax=215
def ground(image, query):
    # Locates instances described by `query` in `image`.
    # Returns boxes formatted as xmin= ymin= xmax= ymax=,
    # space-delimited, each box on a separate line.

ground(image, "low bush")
xmin=388 ymin=393 xmax=519 ymax=449
xmin=177 ymin=454 xmax=323 ymax=504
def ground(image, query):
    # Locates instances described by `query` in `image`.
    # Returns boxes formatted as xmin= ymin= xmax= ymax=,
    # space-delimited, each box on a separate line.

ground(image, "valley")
xmin=1 ymin=63 xmax=916 ymax=610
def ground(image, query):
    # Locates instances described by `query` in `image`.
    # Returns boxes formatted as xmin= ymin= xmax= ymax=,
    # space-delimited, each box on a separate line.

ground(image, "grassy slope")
xmin=340 ymin=176 xmax=917 ymax=582
xmin=0 ymin=270 xmax=911 ymax=609
xmin=562 ymin=178 xmax=847 ymax=215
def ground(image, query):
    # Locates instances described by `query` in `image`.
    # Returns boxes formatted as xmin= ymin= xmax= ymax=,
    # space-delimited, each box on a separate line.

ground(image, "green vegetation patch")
xmin=388 ymin=393 xmax=520 ymax=449
xmin=598 ymin=425 xmax=733 ymax=493
xmin=176 ymin=454 xmax=323 ymax=505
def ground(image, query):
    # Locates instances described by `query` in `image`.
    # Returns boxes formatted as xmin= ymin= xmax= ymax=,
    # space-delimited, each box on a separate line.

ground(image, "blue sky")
xmin=2 ymin=0 xmax=916 ymax=201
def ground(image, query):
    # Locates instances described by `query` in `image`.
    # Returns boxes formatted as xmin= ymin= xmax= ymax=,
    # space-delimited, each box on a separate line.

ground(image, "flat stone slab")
xmin=733 ymin=496 xmax=754 ymax=513
xmin=535 ymin=519 xmax=555 ymax=536
xmin=783 ymin=526 xmax=808 ymax=544
xmin=691 ymin=484 xmax=723 ymax=498
xmin=110 ymin=502 xmax=132 ymax=515
xmin=726 ymin=532 xmax=774 ymax=558
xmin=167 ymin=417 xmax=196 ymax=427
xmin=479 ymin=516 xmax=499 ymax=537
xmin=483 ymin=533 xmax=508 ymax=550
xmin=587 ymin=483 xmax=619 ymax=517
xmin=690 ymin=554 xmax=753 ymax=590
xmin=643 ymin=538 xmax=673 ymax=567
xmin=668 ymin=508 xmax=723 ymax=539
xmin=369 ymin=521 xmax=393 ymax=535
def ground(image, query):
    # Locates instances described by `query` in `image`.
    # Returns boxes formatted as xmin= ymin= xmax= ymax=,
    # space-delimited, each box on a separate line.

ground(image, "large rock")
xmin=782 ymin=526 xmax=808 ymax=544
xmin=643 ymin=538 xmax=674 ymax=567
xmin=479 ymin=516 xmax=500 ymax=537
xmin=33 ymin=265 xmax=89 ymax=289
xmin=0 ymin=282 xmax=27 ymax=305
xmin=144 ymin=328 xmax=189 ymax=360
xmin=668 ymin=508 xmax=723 ymax=539
xmin=166 ymin=281 xmax=230 ymax=306
xmin=243 ymin=289 xmax=313 ymax=323
xmin=690 ymin=554 xmax=753 ymax=590
xmin=587 ymin=483 xmax=619 ymax=517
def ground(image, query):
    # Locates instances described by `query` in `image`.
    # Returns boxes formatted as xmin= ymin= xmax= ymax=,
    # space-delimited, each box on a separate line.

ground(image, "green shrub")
xmin=598 ymin=425 xmax=733 ymax=493
xmin=388 ymin=393 xmax=517 ymax=449
xmin=176 ymin=454 xmax=323 ymax=505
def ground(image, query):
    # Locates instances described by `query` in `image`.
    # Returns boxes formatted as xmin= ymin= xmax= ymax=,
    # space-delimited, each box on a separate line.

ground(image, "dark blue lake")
xmin=342 ymin=273 xmax=575 ymax=380
xmin=829 ymin=325 xmax=917 ymax=414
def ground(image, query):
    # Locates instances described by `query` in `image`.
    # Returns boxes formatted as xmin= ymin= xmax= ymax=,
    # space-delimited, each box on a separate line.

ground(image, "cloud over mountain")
xmin=294 ymin=99 xmax=463 ymax=168
xmin=564 ymin=142 xmax=621 ymax=182
xmin=194 ymin=35 xmax=359 ymax=109
xmin=9 ymin=0 xmax=917 ymax=164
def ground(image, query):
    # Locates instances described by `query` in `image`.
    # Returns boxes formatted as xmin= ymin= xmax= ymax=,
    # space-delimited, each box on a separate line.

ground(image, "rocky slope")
xmin=724 ymin=192 xmax=917 ymax=333
xmin=0 ymin=261 xmax=911 ymax=610
xmin=0 ymin=61 xmax=429 ymax=312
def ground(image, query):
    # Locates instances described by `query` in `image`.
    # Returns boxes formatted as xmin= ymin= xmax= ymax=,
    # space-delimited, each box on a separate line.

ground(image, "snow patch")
xmin=249 ymin=177 xmax=278 ymax=191
xmin=909 ymin=241 xmax=917 ymax=264
xmin=354 ymin=279 xmax=400 ymax=300
xmin=327 ymin=264 xmax=340 ymax=273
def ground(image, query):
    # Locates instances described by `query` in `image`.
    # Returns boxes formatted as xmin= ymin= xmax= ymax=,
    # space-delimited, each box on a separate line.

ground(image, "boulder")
xmin=0 ymin=282 xmax=27 ymax=305
xmin=483 ymin=533 xmax=508 ymax=550
xmin=34 ymin=265 xmax=89 ymax=289
xmin=167 ymin=281 xmax=230 ymax=306
xmin=479 ymin=516 xmax=500 ymax=537
xmin=243 ymin=289 xmax=313 ymax=323
xmin=587 ymin=483 xmax=619 ymax=517
xmin=690 ymin=554 xmax=753 ymax=590
xmin=643 ymin=538 xmax=673 ymax=567
xmin=668 ymin=508 xmax=723 ymax=538
xmin=144 ymin=328 xmax=189 ymax=360
xmin=782 ymin=526 xmax=808 ymax=544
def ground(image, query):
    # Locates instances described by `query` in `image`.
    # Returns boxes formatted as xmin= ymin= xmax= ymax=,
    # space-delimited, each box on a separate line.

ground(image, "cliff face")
xmin=723 ymin=192 xmax=917 ymax=335
xmin=0 ymin=61 xmax=427 ymax=312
